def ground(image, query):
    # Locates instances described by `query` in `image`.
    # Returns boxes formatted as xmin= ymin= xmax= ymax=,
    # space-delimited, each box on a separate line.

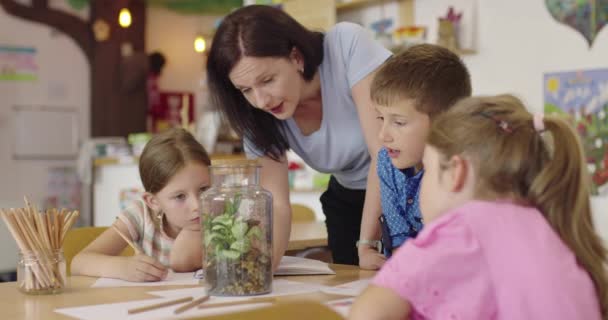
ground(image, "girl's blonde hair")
xmin=139 ymin=128 xmax=211 ymax=194
xmin=428 ymin=94 xmax=607 ymax=317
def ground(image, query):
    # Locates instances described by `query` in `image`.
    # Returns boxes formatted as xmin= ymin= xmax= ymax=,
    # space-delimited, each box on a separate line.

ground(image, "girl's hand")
xmin=358 ymin=246 xmax=386 ymax=270
xmin=123 ymin=254 xmax=168 ymax=282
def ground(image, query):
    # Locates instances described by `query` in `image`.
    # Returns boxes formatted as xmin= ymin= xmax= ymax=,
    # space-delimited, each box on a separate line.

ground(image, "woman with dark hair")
xmin=207 ymin=5 xmax=390 ymax=269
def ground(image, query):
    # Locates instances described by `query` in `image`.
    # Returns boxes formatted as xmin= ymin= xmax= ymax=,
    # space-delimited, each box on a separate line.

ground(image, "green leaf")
xmin=232 ymin=193 xmax=242 ymax=211
xmin=224 ymin=199 xmax=236 ymax=216
xmin=212 ymin=214 xmax=233 ymax=227
xmin=230 ymin=239 xmax=251 ymax=253
xmin=67 ymin=0 xmax=90 ymax=10
xmin=224 ymin=194 xmax=242 ymax=216
xmin=219 ymin=249 xmax=241 ymax=260
xmin=211 ymin=224 xmax=229 ymax=232
xmin=231 ymin=220 xmax=248 ymax=240
xmin=247 ymin=226 xmax=263 ymax=240
xmin=204 ymin=232 xmax=221 ymax=247
xmin=147 ymin=0 xmax=242 ymax=15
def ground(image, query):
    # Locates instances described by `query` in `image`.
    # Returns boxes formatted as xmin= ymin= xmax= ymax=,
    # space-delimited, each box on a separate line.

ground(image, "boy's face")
xmin=375 ymin=99 xmax=430 ymax=169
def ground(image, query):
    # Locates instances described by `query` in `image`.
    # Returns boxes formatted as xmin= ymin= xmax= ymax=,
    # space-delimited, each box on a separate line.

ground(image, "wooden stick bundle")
xmin=0 ymin=197 xmax=80 ymax=293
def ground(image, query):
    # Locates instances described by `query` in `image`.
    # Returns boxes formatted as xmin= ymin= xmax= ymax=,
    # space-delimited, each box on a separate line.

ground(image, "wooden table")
xmin=0 ymin=264 xmax=374 ymax=320
xmin=287 ymin=221 xmax=328 ymax=251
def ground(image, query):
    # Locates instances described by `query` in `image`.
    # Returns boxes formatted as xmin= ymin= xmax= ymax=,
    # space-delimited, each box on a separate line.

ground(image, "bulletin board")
xmin=12 ymin=105 xmax=79 ymax=160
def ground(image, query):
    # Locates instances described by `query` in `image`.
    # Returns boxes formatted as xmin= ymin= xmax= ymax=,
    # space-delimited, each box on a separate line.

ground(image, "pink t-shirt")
xmin=373 ymin=200 xmax=601 ymax=320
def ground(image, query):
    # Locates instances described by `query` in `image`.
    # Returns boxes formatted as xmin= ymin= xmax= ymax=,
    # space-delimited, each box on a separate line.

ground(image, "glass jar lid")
xmin=210 ymin=159 xmax=260 ymax=168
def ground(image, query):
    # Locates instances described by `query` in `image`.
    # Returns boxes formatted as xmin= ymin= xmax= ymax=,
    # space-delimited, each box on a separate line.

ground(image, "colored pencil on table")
xmin=128 ymin=296 xmax=193 ymax=314
xmin=174 ymin=295 xmax=210 ymax=314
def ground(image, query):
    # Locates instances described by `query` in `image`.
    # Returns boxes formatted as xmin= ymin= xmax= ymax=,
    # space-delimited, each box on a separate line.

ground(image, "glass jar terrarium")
xmin=200 ymin=159 xmax=272 ymax=296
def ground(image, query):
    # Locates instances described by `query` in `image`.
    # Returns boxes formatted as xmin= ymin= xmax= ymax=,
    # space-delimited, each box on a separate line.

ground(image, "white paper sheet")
xmin=321 ymin=279 xmax=370 ymax=296
xmin=55 ymin=279 xmax=329 ymax=320
xmin=326 ymin=297 xmax=356 ymax=317
xmin=54 ymin=295 xmax=271 ymax=320
xmin=91 ymin=270 xmax=201 ymax=288
xmin=148 ymin=279 xmax=327 ymax=300
xmin=275 ymin=256 xmax=335 ymax=275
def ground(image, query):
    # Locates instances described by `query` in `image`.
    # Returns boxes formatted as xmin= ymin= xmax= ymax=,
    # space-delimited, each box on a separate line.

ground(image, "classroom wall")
xmin=415 ymin=0 xmax=608 ymax=111
xmin=146 ymin=7 xmax=219 ymax=113
xmin=0 ymin=5 xmax=90 ymax=272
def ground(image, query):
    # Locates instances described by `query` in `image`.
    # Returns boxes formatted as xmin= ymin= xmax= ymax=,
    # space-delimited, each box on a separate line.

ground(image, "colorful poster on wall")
xmin=544 ymin=69 xmax=608 ymax=195
xmin=0 ymin=46 xmax=38 ymax=81
xmin=45 ymin=166 xmax=81 ymax=213
xmin=545 ymin=0 xmax=608 ymax=47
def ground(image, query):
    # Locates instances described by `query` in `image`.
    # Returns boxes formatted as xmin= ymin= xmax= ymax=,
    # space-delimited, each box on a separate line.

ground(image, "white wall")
xmin=415 ymin=0 xmax=608 ymax=112
xmin=0 ymin=6 xmax=90 ymax=272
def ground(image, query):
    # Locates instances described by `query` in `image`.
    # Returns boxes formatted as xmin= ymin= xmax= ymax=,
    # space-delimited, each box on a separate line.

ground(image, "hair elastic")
xmin=533 ymin=113 xmax=545 ymax=132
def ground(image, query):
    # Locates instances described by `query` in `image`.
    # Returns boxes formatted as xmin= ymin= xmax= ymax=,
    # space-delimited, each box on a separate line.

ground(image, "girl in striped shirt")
xmin=72 ymin=128 xmax=211 ymax=281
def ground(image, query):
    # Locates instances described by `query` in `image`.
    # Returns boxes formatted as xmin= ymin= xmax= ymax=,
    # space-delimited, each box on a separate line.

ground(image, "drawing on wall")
xmin=544 ymin=69 xmax=608 ymax=195
xmin=45 ymin=166 xmax=81 ymax=213
xmin=545 ymin=0 xmax=608 ymax=47
xmin=0 ymin=46 xmax=38 ymax=81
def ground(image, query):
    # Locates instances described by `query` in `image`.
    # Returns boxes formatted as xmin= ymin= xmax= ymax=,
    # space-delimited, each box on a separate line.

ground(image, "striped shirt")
xmin=116 ymin=199 xmax=174 ymax=266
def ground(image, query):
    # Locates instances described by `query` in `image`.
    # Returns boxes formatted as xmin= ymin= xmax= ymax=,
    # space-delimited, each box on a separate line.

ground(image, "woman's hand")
xmin=123 ymin=254 xmax=168 ymax=282
xmin=358 ymin=246 xmax=386 ymax=270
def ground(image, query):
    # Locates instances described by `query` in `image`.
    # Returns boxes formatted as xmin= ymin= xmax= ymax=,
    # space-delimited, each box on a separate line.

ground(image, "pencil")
xmin=128 ymin=296 xmax=193 ymax=314
xmin=174 ymin=295 xmax=210 ymax=314
xmin=197 ymin=297 xmax=276 ymax=309
xmin=111 ymin=225 xmax=142 ymax=254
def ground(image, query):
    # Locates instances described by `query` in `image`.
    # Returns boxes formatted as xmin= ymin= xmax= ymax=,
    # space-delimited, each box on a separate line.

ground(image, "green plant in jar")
xmin=201 ymin=159 xmax=272 ymax=296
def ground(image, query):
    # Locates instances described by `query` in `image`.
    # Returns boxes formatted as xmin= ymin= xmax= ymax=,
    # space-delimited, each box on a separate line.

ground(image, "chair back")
xmin=63 ymin=226 xmax=134 ymax=275
xmin=291 ymin=204 xmax=316 ymax=222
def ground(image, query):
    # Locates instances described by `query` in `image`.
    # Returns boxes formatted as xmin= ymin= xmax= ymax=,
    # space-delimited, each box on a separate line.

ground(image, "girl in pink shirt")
xmin=350 ymin=94 xmax=607 ymax=319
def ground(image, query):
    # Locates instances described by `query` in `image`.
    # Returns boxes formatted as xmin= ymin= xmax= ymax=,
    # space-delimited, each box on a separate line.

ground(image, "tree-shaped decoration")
xmin=0 ymin=0 xmax=147 ymax=137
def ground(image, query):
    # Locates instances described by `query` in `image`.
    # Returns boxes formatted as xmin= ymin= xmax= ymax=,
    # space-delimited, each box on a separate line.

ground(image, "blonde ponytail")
xmin=529 ymin=117 xmax=608 ymax=317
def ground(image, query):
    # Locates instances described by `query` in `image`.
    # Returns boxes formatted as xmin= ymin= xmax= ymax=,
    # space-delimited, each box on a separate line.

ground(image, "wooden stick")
xmin=33 ymin=207 xmax=52 ymax=253
xmin=111 ymin=225 xmax=143 ymax=254
xmin=128 ymin=296 xmax=193 ymax=315
xmin=197 ymin=297 xmax=276 ymax=309
xmin=52 ymin=209 xmax=60 ymax=250
xmin=60 ymin=211 xmax=80 ymax=244
xmin=57 ymin=209 xmax=66 ymax=245
xmin=15 ymin=209 xmax=46 ymax=253
xmin=45 ymin=210 xmax=54 ymax=250
xmin=12 ymin=209 xmax=54 ymax=287
xmin=0 ymin=210 xmax=30 ymax=252
xmin=174 ymin=295 xmax=210 ymax=314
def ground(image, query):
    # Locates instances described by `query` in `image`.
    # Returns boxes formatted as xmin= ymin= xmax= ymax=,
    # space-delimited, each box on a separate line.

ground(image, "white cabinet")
xmin=92 ymin=160 xmax=326 ymax=226
xmin=93 ymin=161 xmax=142 ymax=227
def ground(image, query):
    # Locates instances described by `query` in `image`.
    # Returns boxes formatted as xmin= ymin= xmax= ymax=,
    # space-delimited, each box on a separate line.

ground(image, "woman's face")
xmin=229 ymin=53 xmax=304 ymax=120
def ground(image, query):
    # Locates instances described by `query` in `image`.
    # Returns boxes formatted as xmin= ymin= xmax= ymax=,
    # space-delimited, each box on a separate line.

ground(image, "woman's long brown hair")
xmin=428 ymin=94 xmax=607 ymax=317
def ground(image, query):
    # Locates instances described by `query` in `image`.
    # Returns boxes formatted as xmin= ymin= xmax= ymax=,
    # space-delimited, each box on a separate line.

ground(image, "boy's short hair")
xmin=371 ymin=44 xmax=472 ymax=117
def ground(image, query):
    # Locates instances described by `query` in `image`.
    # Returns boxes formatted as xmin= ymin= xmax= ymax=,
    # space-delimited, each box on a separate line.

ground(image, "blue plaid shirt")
xmin=377 ymin=148 xmax=424 ymax=257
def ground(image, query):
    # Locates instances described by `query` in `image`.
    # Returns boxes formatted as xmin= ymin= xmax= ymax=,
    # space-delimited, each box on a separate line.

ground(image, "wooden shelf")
xmin=336 ymin=0 xmax=383 ymax=12
xmin=390 ymin=44 xmax=477 ymax=56
xmin=94 ymin=153 xmax=245 ymax=167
